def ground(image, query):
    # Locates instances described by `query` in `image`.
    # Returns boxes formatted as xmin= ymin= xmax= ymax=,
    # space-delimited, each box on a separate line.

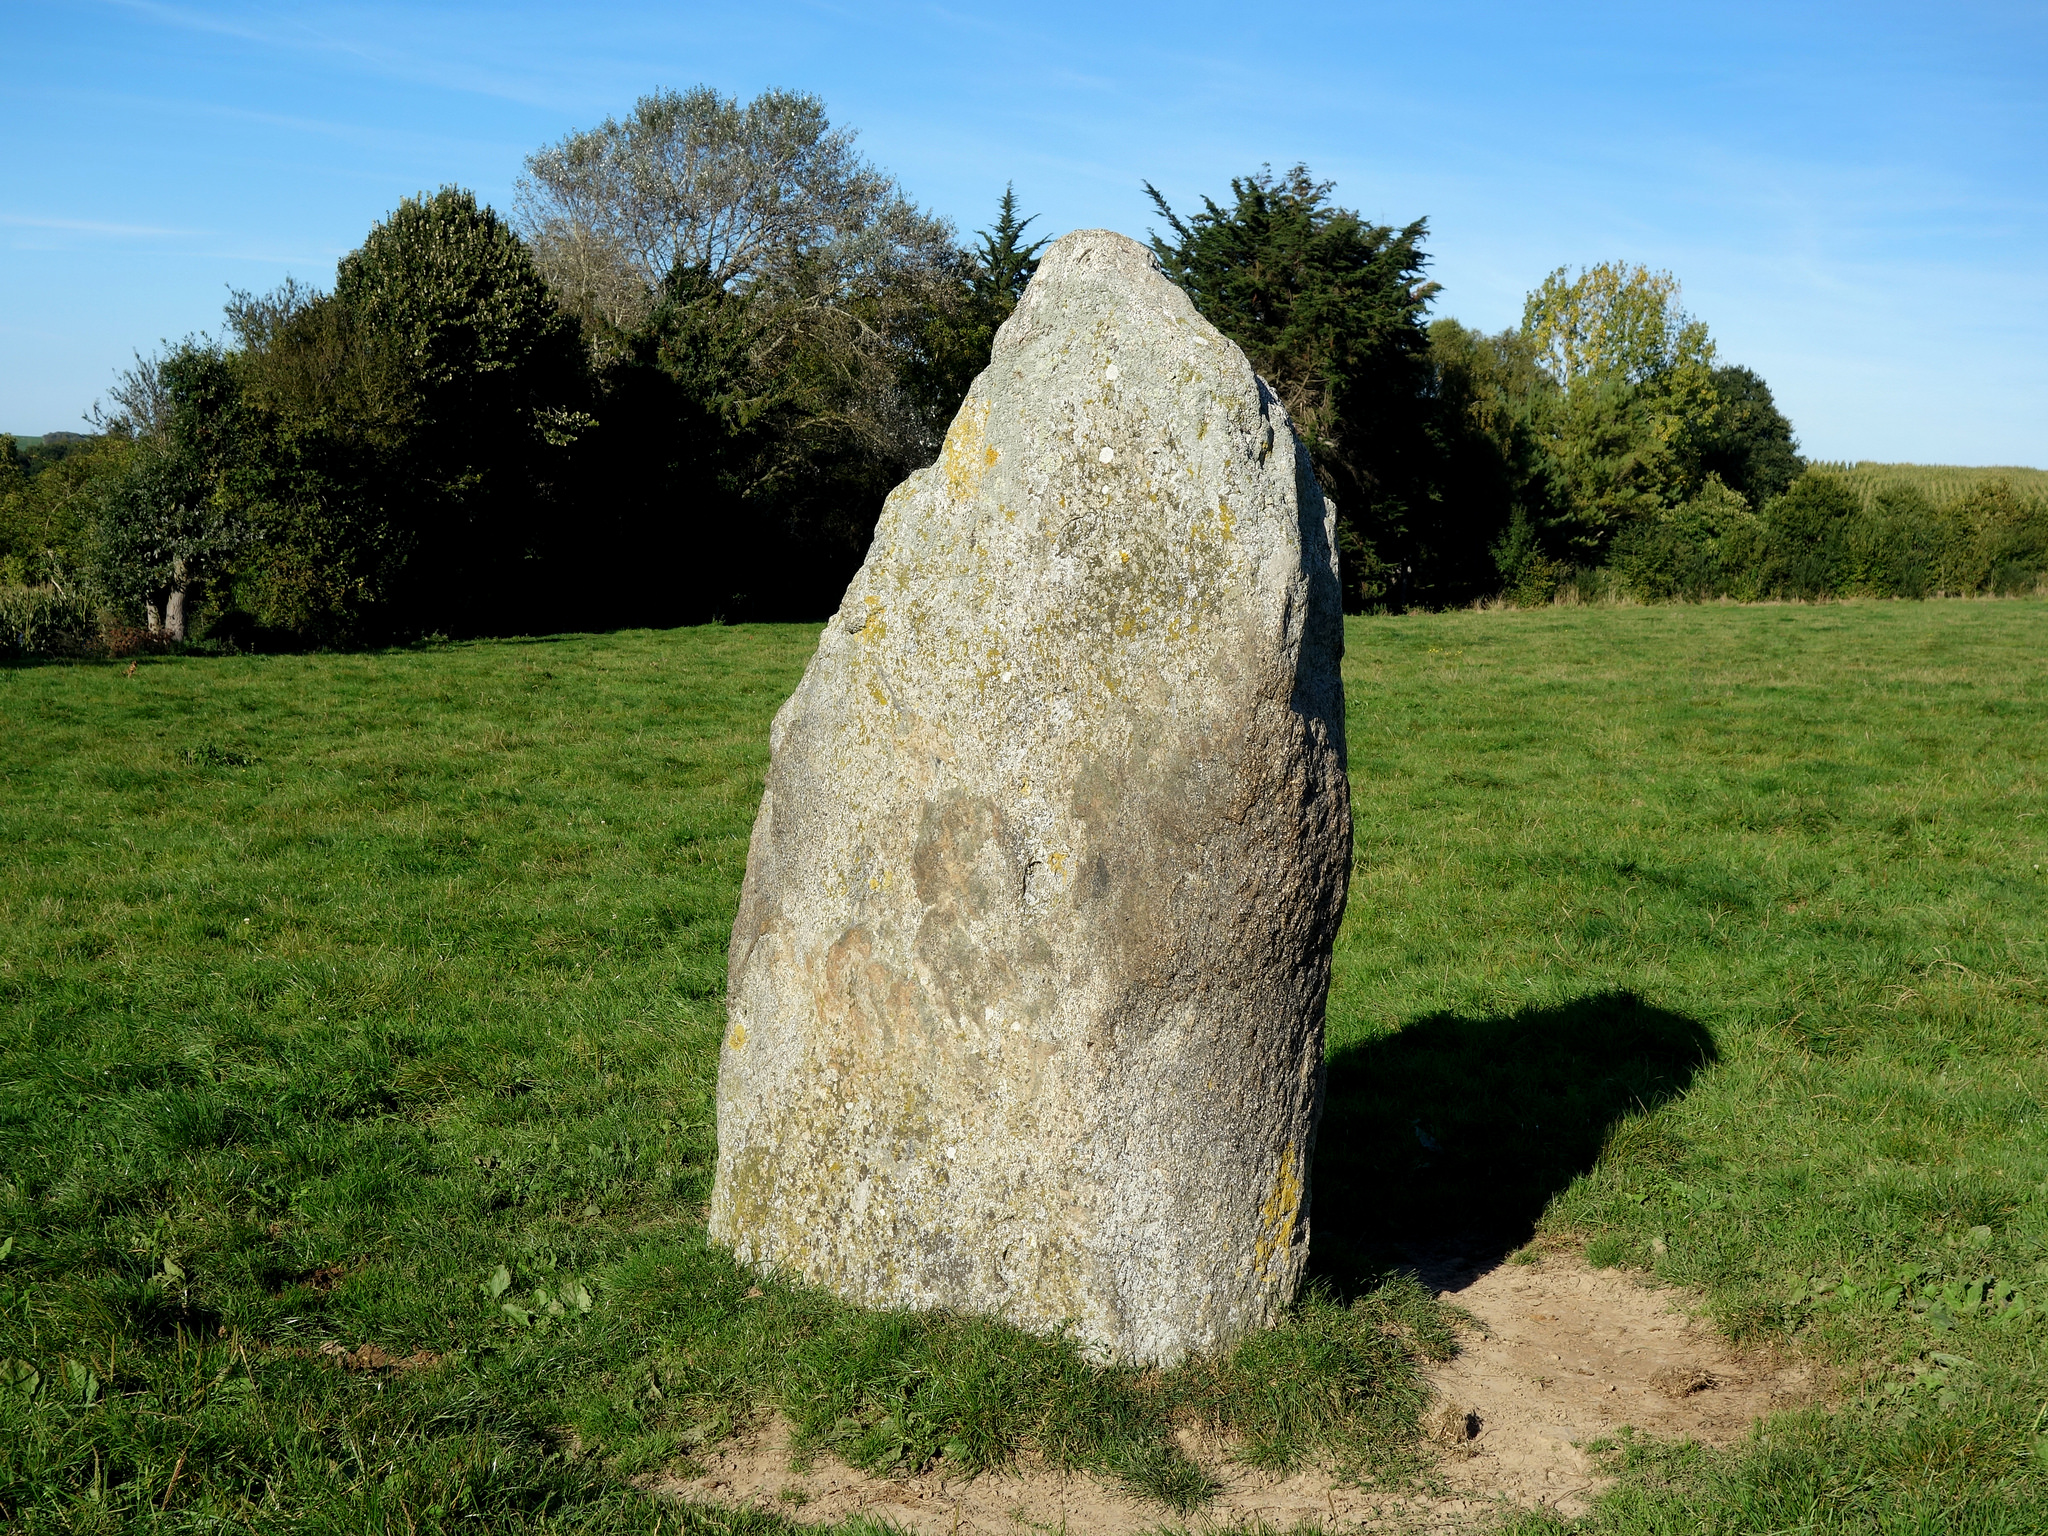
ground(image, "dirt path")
xmin=643 ymin=1250 xmax=1808 ymax=1532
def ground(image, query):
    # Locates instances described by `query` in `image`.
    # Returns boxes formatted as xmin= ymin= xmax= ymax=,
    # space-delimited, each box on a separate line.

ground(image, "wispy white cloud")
xmin=95 ymin=0 xmax=606 ymax=111
xmin=99 ymin=0 xmax=285 ymax=46
xmin=14 ymin=77 xmax=530 ymax=166
xmin=1 ymin=213 xmax=202 ymax=237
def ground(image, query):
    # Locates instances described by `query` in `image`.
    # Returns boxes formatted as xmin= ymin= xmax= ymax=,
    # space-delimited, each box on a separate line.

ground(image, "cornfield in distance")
xmin=1811 ymin=460 xmax=2048 ymax=510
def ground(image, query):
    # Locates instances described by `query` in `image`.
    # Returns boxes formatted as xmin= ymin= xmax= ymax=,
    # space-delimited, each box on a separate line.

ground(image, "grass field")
xmin=3 ymin=600 xmax=2047 ymax=1532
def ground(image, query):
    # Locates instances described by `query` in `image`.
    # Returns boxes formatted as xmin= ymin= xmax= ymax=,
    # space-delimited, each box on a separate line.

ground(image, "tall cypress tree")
xmin=1146 ymin=165 xmax=1441 ymax=608
xmin=972 ymin=184 xmax=1048 ymax=308
xmin=902 ymin=186 xmax=1051 ymax=472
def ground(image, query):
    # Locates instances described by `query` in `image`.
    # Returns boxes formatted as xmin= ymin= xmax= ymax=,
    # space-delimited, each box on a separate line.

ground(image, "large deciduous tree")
xmin=518 ymin=87 xmax=915 ymax=307
xmin=221 ymin=278 xmax=418 ymax=640
xmin=90 ymin=342 xmax=250 ymax=639
xmin=332 ymin=188 xmax=590 ymax=633
xmin=517 ymin=87 xmax=986 ymax=622
xmin=1519 ymin=262 xmax=1722 ymax=555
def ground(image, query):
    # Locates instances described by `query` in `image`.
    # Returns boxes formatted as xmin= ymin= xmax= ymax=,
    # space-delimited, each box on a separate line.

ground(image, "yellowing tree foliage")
xmin=1522 ymin=262 xmax=1712 ymax=386
xmin=1516 ymin=263 xmax=1724 ymax=553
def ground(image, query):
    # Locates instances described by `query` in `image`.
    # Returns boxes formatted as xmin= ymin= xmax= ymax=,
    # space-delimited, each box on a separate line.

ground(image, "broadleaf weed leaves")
xmin=1788 ymin=1261 xmax=2047 ymax=1336
xmin=65 ymin=1359 xmax=100 ymax=1405
xmin=484 ymin=1263 xmax=594 ymax=1328
xmin=183 ymin=743 xmax=256 ymax=767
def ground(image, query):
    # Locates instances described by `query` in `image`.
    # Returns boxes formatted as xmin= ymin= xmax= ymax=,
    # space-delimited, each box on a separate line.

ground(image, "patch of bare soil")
xmin=1412 ymin=1245 xmax=1811 ymax=1521
xmin=641 ymin=1251 xmax=1809 ymax=1532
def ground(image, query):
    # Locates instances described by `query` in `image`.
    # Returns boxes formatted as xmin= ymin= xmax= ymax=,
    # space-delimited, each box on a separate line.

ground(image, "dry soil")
xmin=643 ymin=1249 xmax=1810 ymax=1532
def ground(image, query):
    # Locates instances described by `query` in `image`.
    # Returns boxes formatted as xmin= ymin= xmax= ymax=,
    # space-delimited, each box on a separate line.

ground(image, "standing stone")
xmin=708 ymin=230 xmax=1350 ymax=1365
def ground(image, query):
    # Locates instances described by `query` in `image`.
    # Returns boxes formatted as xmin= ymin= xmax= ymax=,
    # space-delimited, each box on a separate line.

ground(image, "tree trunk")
xmin=164 ymin=557 xmax=189 ymax=642
xmin=145 ymin=598 xmax=163 ymax=635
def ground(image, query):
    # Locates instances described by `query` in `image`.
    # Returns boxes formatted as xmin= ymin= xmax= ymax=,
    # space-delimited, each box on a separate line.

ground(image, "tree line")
xmin=4 ymin=89 xmax=2044 ymax=657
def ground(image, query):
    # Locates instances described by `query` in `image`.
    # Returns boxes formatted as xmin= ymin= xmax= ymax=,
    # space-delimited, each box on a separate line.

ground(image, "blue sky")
xmin=4 ymin=1 xmax=2043 ymax=465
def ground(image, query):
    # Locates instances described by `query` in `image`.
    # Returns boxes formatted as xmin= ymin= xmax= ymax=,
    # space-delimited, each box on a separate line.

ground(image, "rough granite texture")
xmin=707 ymin=229 xmax=1351 ymax=1366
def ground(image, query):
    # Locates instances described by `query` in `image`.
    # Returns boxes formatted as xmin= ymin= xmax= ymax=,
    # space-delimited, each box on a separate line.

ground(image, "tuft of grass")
xmin=180 ymin=742 xmax=256 ymax=767
xmin=1582 ymin=1234 xmax=1629 ymax=1270
xmin=1165 ymin=1276 xmax=1456 ymax=1481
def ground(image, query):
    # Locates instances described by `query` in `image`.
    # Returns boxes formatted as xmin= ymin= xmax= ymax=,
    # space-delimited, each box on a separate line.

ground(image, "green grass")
xmin=1333 ymin=602 xmax=2048 ymax=1529
xmin=0 ymin=627 xmax=1451 ymax=1533
xmin=4 ymin=600 xmax=2047 ymax=1532
xmin=1812 ymin=460 xmax=2048 ymax=510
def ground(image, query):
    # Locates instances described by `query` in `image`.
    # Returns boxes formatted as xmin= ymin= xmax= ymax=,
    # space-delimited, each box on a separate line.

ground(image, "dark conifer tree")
xmin=1146 ymin=166 xmax=1442 ymax=607
xmin=1695 ymin=365 xmax=1802 ymax=506
xmin=972 ymin=184 xmax=1048 ymax=307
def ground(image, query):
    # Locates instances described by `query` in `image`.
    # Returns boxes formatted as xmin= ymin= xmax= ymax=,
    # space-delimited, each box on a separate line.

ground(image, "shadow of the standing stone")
xmin=1308 ymin=990 xmax=1717 ymax=1296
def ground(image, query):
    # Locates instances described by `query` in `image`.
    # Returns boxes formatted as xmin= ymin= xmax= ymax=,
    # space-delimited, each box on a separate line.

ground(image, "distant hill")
xmin=1812 ymin=461 xmax=2048 ymax=509
xmin=6 ymin=433 xmax=106 ymax=474
xmin=8 ymin=431 xmax=93 ymax=447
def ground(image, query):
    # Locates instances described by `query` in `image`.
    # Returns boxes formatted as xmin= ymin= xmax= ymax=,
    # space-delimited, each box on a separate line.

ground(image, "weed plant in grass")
xmin=0 ymin=627 xmax=1450 ymax=1534
xmin=3 ymin=601 xmax=2046 ymax=1532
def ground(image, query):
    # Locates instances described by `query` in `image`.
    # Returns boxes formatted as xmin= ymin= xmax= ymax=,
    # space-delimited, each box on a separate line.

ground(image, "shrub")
xmin=1492 ymin=510 xmax=1573 ymax=606
xmin=1759 ymin=469 xmax=1860 ymax=598
xmin=1962 ymin=479 xmax=2048 ymax=595
xmin=0 ymin=585 xmax=100 ymax=657
xmin=1613 ymin=475 xmax=1757 ymax=601
xmin=1845 ymin=486 xmax=1933 ymax=598
xmin=1587 ymin=468 xmax=2048 ymax=606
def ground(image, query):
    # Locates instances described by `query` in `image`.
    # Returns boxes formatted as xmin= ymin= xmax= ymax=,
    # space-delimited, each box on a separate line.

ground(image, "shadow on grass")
xmin=1310 ymin=990 xmax=1715 ymax=1293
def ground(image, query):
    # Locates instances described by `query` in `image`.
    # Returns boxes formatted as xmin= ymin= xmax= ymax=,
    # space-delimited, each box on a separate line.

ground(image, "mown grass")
xmin=3 ymin=599 xmax=2046 ymax=1532
xmin=1330 ymin=600 xmax=2048 ymax=1532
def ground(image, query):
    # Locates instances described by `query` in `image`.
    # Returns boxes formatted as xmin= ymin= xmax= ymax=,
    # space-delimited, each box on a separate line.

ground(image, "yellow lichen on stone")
xmin=1253 ymin=1142 xmax=1303 ymax=1283
xmin=940 ymin=395 xmax=995 ymax=502
xmin=727 ymin=1022 xmax=748 ymax=1051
